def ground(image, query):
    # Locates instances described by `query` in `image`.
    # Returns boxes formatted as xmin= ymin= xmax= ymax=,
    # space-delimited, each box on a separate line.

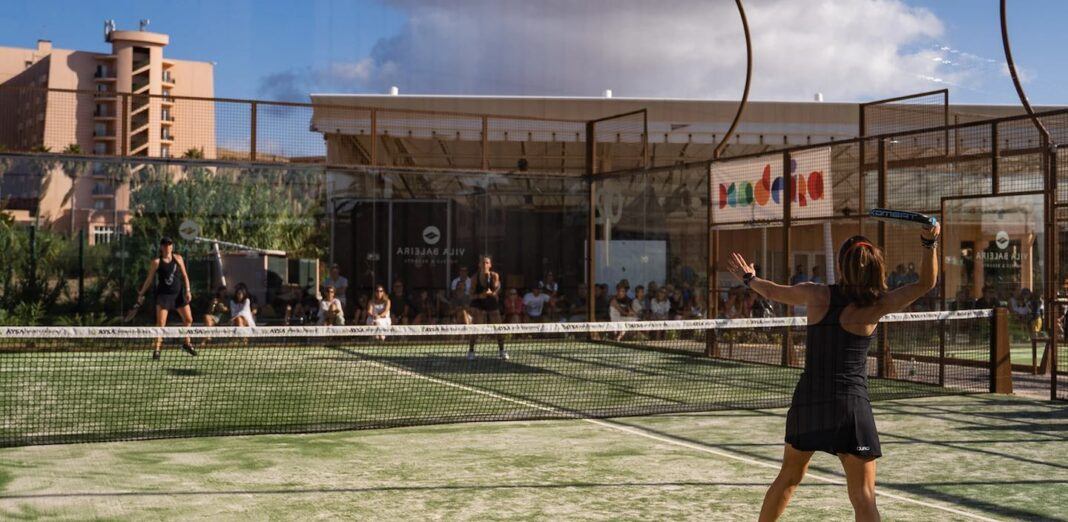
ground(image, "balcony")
xmin=131 ymin=79 xmax=149 ymax=93
xmin=162 ymin=72 xmax=176 ymax=85
xmin=160 ymin=131 xmax=175 ymax=143
xmin=92 ymin=183 xmax=116 ymax=197
xmin=93 ymin=129 xmax=116 ymax=140
xmin=132 ymin=58 xmax=150 ymax=71
xmin=93 ymin=108 xmax=115 ymax=119
xmin=161 ymin=113 xmax=175 ymax=125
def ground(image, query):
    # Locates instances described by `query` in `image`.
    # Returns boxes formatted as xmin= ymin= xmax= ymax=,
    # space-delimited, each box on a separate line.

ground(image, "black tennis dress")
xmin=785 ymin=284 xmax=882 ymax=459
xmin=154 ymin=256 xmax=188 ymax=311
xmin=471 ymin=272 xmax=500 ymax=312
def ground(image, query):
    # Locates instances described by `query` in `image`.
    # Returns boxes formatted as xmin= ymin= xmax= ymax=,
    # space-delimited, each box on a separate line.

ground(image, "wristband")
xmin=743 ymin=272 xmax=755 ymax=287
xmin=920 ymin=236 xmax=936 ymax=249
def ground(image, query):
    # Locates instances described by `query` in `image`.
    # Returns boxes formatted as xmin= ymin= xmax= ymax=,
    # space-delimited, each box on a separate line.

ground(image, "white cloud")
xmin=261 ymin=0 xmax=965 ymax=102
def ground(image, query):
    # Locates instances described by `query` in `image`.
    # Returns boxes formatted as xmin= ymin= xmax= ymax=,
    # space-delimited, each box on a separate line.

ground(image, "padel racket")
xmin=870 ymin=208 xmax=938 ymax=229
xmin=123 ymin=298 xmax=143 ymax=323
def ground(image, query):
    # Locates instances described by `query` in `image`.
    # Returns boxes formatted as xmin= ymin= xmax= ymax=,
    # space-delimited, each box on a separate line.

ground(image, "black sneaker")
xmin=181 ymin=342 xmax=198 ymax=356
xmin=152 ymin=350 xmax=161 ymax=361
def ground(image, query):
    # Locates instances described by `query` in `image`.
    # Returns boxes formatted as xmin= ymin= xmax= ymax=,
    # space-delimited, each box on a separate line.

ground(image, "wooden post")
xmin=586 ymin=120 xmax=597 ymax=323
xmin=1047 ymin=142 xmax=1059 ymax=400
xmin=708 ymin=147 xmax=719 ymax=357
xmin=782 ymin=151 xmax=794 ymax=366
xmin=991 ymin=307 xmax=1013 ymax=394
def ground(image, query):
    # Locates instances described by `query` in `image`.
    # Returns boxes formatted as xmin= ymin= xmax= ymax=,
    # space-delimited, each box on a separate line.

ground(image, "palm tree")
xmin=183 ymin=147 xmax=204 ymax=159
xmin=60 ymin=144 xmax=84 ymax=236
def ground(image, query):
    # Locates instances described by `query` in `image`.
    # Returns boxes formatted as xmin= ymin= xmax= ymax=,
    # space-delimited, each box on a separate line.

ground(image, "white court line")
xmin=361 ymin=356 xmax=1000 ymax=522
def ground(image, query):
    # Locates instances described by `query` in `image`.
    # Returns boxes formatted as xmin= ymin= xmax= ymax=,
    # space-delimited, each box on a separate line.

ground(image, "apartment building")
xmin=0 ymin=22 xmax=215 ymax=242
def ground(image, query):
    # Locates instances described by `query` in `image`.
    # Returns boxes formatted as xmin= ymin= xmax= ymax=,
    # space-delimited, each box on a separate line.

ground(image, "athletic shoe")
xmin=466 ymin=350 xmax=476 ymax=361
xmin=181 ymin=342 xmax=198 ymax=356
xmin=152 ymin=350 xmax=160 ymax=361
xmin=499 ymin=350 xmax=510 ymax=361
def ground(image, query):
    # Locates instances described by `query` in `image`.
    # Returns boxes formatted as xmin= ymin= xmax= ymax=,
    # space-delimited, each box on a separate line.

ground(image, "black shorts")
xmin=785 ymin=394 xmax=881 ymax=459
xmin=155 ymin=292 xmax=189 ymax=311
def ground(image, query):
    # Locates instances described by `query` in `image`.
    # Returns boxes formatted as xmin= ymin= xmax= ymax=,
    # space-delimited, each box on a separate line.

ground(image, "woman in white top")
xmin=318 ymin=286 xmax=345 ymax=326
xmin=229 ymin=283 xmax=256 ymax=327
xmin=367 ymin=285 xmax=392 ymax=326
xmin=367 ymin=285 xmax=392 ymax=341
xmin=631 ymin=286 xmax=647 ymax=320
xmin=649 ymin=288 xmax=672 ymax=321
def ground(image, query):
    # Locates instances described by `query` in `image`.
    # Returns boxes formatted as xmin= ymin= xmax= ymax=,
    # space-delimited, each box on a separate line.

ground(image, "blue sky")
xmin=0 ymin=0 xmax=1064 ymax=105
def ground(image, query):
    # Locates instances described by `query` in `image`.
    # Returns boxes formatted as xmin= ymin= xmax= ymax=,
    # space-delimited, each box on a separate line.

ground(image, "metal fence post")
xmin=586 ymin=120 xmax=597 ymax=323
xmin=78 ymin=229 xmax=85 ymax=314
xmin=250 ymin=101 xmax=258 ymax=162
xmin=370 ymin=109 xmax=378 ymax=166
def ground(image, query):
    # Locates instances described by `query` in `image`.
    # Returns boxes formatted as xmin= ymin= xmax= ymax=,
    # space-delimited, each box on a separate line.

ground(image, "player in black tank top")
xmin=467 ymin=255 xmax=507 ymax=360
xmin=727 ymin=223 xmax=940 ymax=521
xmin=135 ymin=237 xmax=198 ymax=360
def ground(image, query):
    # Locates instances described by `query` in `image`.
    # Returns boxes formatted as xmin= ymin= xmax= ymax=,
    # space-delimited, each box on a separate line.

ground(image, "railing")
xmin=0 ymin=85 xmax=594 ymax=171
xmin=91 ymin=182 xmax=116 ymax=196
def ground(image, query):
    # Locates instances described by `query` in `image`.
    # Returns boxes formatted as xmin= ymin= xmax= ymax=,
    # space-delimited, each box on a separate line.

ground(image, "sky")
xmin=0 ymin=0 xmax=1065 ymax=106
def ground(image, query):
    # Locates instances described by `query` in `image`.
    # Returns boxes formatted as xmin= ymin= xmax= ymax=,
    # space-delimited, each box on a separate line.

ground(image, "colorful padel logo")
xmin=718 ymin=159 xmax=826 ymax=209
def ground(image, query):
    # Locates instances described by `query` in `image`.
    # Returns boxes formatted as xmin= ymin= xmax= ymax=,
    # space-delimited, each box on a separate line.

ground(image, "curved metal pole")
xmin=1000 ymin=0 xmax=1051 ymax=144
xmin=713 ymin=0 xmax=753 ymax=159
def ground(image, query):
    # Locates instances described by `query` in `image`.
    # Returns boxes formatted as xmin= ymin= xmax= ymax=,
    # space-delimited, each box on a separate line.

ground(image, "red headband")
xmin=844 ymin=241 xmax=874 ymax=257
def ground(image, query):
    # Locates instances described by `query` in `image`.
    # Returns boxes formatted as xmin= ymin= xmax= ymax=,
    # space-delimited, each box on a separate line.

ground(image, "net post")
xmin=705 ymin=328 xmax=719 ymax=358
xmin=990 ymin=307 xmax=1013 ymax=394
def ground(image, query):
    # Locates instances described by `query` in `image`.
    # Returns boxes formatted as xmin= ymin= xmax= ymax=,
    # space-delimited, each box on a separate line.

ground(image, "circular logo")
xmin=178 ymin=219 xmax=201 ymax=241
xmin=995 ymin=231 xmax=1009 ymax=250
xmin=422 ymin=225 xmax=441 ymax=245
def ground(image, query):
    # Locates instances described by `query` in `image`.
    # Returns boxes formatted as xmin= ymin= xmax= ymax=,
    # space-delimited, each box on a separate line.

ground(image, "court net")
xmin=0 ymin=309 xmax=994 ymax=447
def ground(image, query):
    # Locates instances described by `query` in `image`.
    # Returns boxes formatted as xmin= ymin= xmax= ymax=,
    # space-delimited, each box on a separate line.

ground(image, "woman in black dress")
xmin=727 ymin=223 xmax=939 ymax=522
xmin=135 ymin=237 xmax=197 ymax=360
xmin=467 ymin=255 xmax=507 ymax=360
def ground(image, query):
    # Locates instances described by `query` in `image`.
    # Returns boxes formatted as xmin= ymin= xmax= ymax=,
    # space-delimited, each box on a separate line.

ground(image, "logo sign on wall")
xmin=422 ymin=225 xmax=441 ymax=245
xmin=710 ymin=147 xmax=833 ymax=223
xmin=995 ymin=230 xmax=1009 ymax=250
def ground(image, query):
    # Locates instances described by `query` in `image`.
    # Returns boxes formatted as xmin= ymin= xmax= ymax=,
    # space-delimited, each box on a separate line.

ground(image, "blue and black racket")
xmin=869 ymin=208 xmax=938 ymax=229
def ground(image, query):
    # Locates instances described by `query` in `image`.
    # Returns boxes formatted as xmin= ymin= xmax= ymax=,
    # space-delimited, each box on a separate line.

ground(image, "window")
xmin=95 ymin=104 xmax=107 ymax=117
xmin=160 ymin=145 xmax=170 ymax=158
xmin=92 ymin=225 xmax=115 ymax=245
xmin=93 ymin=142 xmax=107 ymax=155
xmin=94 ymin=123 xmax=107 ymax=137
xmin=96 ymin=83 xmax=108 ymax=93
